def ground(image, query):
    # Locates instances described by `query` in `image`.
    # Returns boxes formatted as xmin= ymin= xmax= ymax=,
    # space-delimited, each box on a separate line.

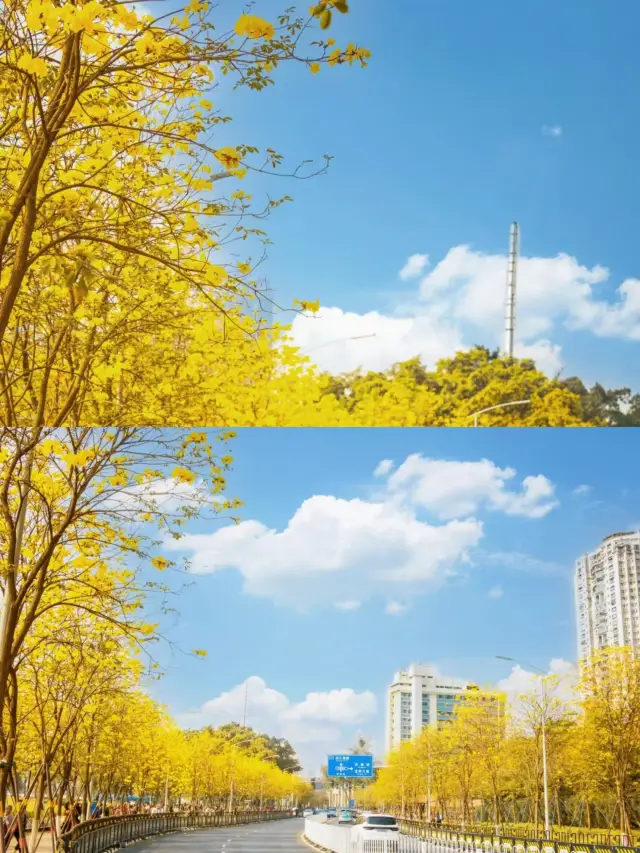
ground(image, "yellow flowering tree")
xmin=359 ymin=671 xmax=640 ymax=837
xmin=319 ymin=348 xmax=595 ymax=426
xmin=0 ymin=426 xmax=237 ymax=799
xmin=0 ymin=0 xmax=370 ymax=426
xmin=578 ymin=648 xmax=640 ymax=840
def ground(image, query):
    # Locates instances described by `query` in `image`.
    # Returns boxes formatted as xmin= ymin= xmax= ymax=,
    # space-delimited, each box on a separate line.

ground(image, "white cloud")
xmin=290 ymin=244 xmax=640 ymax=378
xmin=166 ymin=454 xmax=557 ymax=610
xmin=285 ymin=688 xmax=377 ymax=725
xmin=165 ymin=493 xmax=484 ymax=608
xmin=484 ymin=550 xmax=563 ymax=574
xmin=497 ymin=659 xmax=579 ymax=725
xmin=488 ymin=585 xmax=503 ymax=599
xmin=179 ymin=676 xmax=377 ymax=773
xmin=399 ymin=254 xmax=429 ymax=280
xmin=542 ymin=124 xmax=563 ymax=137
xmin=572 ymin=484 xmax=592 ymax=496
xmin=385 ymin=601 xmax=410 ymax=615
xmin=384 ymin=455 xmax=559 ymax=520
xmin=374 ymin=459 xmax=394 ymax=478
xmin=291 ymin=306 xmax=464 ymax=375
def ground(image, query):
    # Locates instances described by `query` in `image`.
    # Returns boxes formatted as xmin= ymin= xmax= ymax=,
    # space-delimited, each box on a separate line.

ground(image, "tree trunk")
xmin=29 ymin=772 xmax=46 ymax=853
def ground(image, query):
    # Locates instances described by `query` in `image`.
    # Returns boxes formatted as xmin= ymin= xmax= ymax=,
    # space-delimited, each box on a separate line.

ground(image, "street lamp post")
xmin=469 ymin=400 xmax=531 ymax=427
xmin=426 ymin=739 xmax=432 ymax=824
xmin=227 ymin=737 xmax=256 ymax=813
xmin=496 ymin=656 xmax=550 ymax=840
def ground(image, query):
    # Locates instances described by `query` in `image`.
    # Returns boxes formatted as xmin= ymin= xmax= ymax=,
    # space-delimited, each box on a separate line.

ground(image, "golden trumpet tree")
xmin=13 ymin=612 xmax=143 ymax=833
xmin=448 ymin=689 xmax=508 ymax=825
xmin=13 ymin=675 xmax=310 ymax=817
xmin=0 ymin=426 xmax=236 ymax=790
xmin=0 ymin=0 xmax=369 ymax=427
xmin=320 ymin=349 xmax=596 ymax=426
xmin=360 ymin=674 xmax=640 ymax=835
xmin=578 ymin=647 xmax=640 ymax=840
xmin=125 ymin=343 xmax=603 ymax=428
xmin=178 ymin=727 xmax=307 ymax=808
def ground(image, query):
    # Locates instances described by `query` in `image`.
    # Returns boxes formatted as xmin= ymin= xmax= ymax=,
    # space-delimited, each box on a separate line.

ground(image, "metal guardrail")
xmin=397 ymin=820 xmax=640 ymax=853
xmin=404 ymin=826 xmax=637 ymax=847
xmin=60 ymin=810 xmax=294 ymax=853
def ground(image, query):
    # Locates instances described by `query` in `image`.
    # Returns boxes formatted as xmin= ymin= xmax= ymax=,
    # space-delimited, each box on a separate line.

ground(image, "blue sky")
xmin=199 ymin=0 xmax=640 ymax=391
xmin=149 ymin=427 xmax=640 ymax=774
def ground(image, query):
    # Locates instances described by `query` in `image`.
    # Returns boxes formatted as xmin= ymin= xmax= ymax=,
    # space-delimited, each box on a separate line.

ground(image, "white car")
xmin=303 ymin=808 xmax=314 ymax=817
xmin=353 ymin=813 xmax=399 ymax=844
xmin=338 ymin=809 xmax=354 ymax=823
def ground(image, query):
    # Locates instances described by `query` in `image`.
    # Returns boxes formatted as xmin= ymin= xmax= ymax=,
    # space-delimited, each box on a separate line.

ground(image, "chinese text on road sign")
xmin=327 ymin=755 xmax=374 ymax=778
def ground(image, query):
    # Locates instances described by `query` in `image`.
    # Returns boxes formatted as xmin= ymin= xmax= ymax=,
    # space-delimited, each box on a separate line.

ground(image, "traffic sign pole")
xmin=326 ymin=754 xmax=373 ymax=812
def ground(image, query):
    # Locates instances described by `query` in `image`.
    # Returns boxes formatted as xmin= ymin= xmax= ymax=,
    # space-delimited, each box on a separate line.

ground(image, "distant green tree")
xmin=351 ymin=736 xmax=371 ymax=755
xmin=260 ymin=735 xmax=302 ymax=773
xmin=206 ymin=723 xmax=274 ymax=759
xmin=560 ymin=378 xmax=640 ymax=425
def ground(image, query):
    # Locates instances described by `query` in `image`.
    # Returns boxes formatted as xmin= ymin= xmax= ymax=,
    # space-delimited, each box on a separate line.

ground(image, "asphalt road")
xmin=132 ymin=819 xmax=308 ymax=853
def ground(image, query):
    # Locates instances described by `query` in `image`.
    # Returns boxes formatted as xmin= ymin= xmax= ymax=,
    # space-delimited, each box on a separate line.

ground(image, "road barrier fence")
xmin=304 ymin=817 xmax=640 ymax=853
xmin=61 ymin=810 xmax=294 ymax=853
xmin=304 ymin=816 xmax=425 ymax=853
xmin=398 ymin=820 xmax=640 ymax=853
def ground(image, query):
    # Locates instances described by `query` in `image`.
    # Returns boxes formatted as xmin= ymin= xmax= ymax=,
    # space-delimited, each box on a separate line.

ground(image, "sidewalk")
xmin=23 ymin=831 xmax=56 ymax=853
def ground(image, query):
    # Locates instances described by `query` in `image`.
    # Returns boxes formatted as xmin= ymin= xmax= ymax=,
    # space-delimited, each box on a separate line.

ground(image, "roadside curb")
xmin=301 ymin=834 xmax=333 ymax=853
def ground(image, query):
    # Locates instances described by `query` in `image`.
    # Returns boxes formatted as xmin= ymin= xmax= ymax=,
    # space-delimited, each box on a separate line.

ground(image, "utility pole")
xmin=163 ymin=769 xmax=169 ymax=812
xmin=496 ymin=656 xmax=550 ymax=840
xmin=426 ymin=737 xmax=432 ymax=822
xmin=227 ymin=736 xmax=254 ymax=814
xmin=540 ymin=677 xmax=551 ymax=840
xmin=228 ymin=758 xmax=235 ymax=814
xmin=503 ymin=221 xmax=519 ymax=358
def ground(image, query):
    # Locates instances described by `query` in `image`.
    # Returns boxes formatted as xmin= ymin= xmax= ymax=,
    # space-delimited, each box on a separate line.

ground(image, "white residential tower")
xmin=575 ymin=531 xmax=640 ymax=659
xmin=385 ymin=663 xmax=471 ymax=754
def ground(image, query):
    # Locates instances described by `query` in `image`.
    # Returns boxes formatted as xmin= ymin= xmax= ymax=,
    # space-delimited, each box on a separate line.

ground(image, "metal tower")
xmin=503 ymin=222 xmax=519 ymax=358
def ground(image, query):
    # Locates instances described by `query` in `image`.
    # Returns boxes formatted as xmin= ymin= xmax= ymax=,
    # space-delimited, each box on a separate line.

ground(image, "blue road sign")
xmin=327 ymin=754 xmax=374 ymax=778
xmin=349 ymin=800 xmax=355 ymax=808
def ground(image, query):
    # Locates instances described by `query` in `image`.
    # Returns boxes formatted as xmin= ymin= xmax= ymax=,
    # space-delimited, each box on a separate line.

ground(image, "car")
xmin=327 ymin=808 xmax=337 ymax=818
xmin=338 ymin=809 xmax=354 ymax=824
xmin=303 ymin=808 xmax=314 ymax=817
xmin=353 ymin=813 xmax=399 ymax=843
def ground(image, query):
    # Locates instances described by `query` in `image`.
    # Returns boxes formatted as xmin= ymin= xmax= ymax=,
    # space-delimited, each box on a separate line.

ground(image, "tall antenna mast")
xmin=503 ymin=222 xmax=519 ymax=358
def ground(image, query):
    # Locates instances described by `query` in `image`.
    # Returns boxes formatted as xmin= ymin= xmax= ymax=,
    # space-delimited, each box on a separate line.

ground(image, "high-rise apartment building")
xmin=575 ymin=531 xmax=640 ymax=659
xmin=385 ymin=663 xmax=472 ymax=754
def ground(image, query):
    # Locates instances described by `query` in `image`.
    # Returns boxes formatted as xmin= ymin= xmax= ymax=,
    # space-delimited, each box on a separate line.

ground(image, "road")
xmin=133 ymin=819 xmax=308 ymax=853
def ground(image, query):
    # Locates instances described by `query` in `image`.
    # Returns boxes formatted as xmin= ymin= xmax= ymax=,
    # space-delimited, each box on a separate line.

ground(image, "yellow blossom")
xmin=213 ymin=147 xmax=242 ymax=170
xmin=17 ymin=52 xmax=48 ymax=77
xmin=172 ymin=466 xmax=196 ymax=484
xmin=234 ymin=14 xmax=275 ymax=40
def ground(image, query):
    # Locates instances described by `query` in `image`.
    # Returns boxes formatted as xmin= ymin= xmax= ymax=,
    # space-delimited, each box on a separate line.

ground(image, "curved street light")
xmin=305 ymin=333 xmax=377 ymax=354
xmin=469 ymin=400 xmax=531 ymax=427
xmin=496 ymin=655 xmax=550 ymax=839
